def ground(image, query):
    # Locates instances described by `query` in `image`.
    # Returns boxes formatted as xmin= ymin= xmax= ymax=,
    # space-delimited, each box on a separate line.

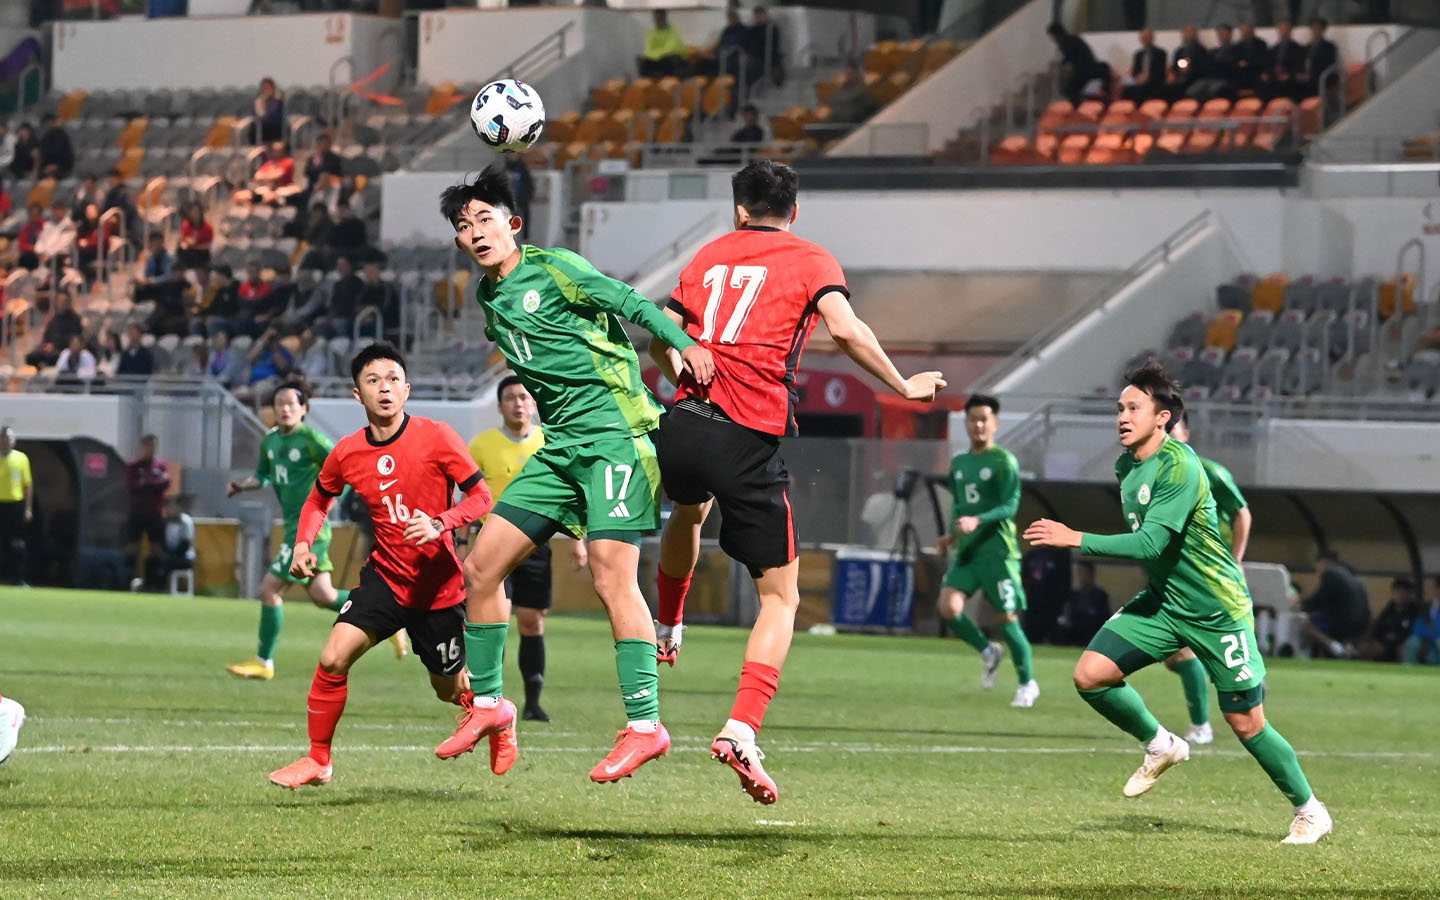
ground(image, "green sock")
xmin=999 ymin=619 xmax=1034 ymax=683
xmin=327 ymin=588 xmax=349 ymax=613
xmin=615 ymin=639 xmax=660 ymax=721
xmin=1174 ymin=657 xmax=1210 ymax=726
xmin=1240 ymin=724 xmax=1314 ymax=807
xmin=464 ymin=622 xmax=508 ymax=698
xmin=257 ymin=603 xmax=283 ymax=661
xmin=1077 ymin=682 xmax=1161 ymax=743
xmin=946 ymin=614 xmax=989 ymax=652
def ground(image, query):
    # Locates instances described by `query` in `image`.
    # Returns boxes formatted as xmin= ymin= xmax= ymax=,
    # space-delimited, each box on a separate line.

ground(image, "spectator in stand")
xmin=266 ymin=268 xmax=298 ymax=329
xmin=235 ymin=141 xmax=296 ymax=207
xmin=177 ymin=342 xmax=208 ymax=377
xmin=190 ymin=264 xmax=239 ymax=337
xmin=640 ymin=10 xmax=690 ymax=78
xmin=827 ymin=64 xmax=877 ymax=124
xmin=235 ymin=326 xmax=294 ymax=403
xmin=102 ymin=167 xmax=138 ymax=239
xmin=321 ymin=253 xmax=362 ymax=338
xmin=327 ymin=199 xmax=367 ymax=255
xmin=137 ymin=233 xmax=189 ymax=336
xmin=1296 ymin=550 xmax=1371 ymax=658
xmin=0 ymin=123 xmax=15 ymax=173
xmin=290 ymin=203 xmax=332 ymax=264
xmin=37 ymin=114 xmax=74 ymax=180
xmin=1234 ymin=22 xmax=1271 ymax=93
xmin=504 ymin=154 xmax=534 ymax=240
xmin=144 ymin=494 xmax=195 ymax=592
xmin=731 ymin=104 xmax=765 ymax=143
xmin=1406 ymin=579 xmax=1440 ymax=665
xmin=16 ymin=202 xmax=43 ymax=256
xmin=253 ymin=77 xmax=285 ymax=145
xmin=747 ymin=7 xmax=785 ymax=87
xmin=1047 ymin=22 xmax=1108 ymax=107
xmin=1168 ymin=25 xmax=1211 ymax=100
xmin=207 ymin=329 xmax=237 ymax=386
xmin=294 ymin=132 xmax=342 ymax=212
xmin=8 ymin=122 xmax=36 ymax=180
xmin=116 ymin=322 xmax=155 ymax=377
xmin=294 ymin=324 xmax=329 ymax=380
xmin=0 ymin=425 xmax=32 ymax=587
xmin=125 ymin=434 xmax=171 ymax=588
xmin=1300 ymin=17 xmax=1338 ymax=99
xmin=23 ymin=290 xmax=81 ymax=368
xmin=71 ymin=172 xmax=103 ymax=218
xmin=1057 ymin=560 xmax=1110 ymax=646
xmin=1364 ymin=576 xmax=1420 ymax=662
xmin=73 ymin=202 xmax=104 ymax=282
xmin=0 ymin=174 xmax=13 ymax=226
xmin=54 ymin=331 xmax=97 ymax=382
xmin=1187 ymin=23 xmax=1240 ymax=100
xmin=715 ymin=9 xmax=755 ymax=86
xmin=35 ymin=200 xmax=76 ymax=267
xmin=1121 ymin=28 xmax=1169 ymax=103
xmin=95 ymin=328 xmax=121 ymax=379
xmin=356 ymin=258 xmax=400 ymax=342
xmin=235 ymin=262 xmax=273 ymax=336
xmin=1270 ymin=20 xmax=1306 ymax=100
xmin=177 ymin=202 xmax=214 ymax=272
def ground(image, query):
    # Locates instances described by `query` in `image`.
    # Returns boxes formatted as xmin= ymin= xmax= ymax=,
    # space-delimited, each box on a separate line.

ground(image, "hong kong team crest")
xmin=378 ymin=454 xmax=396 ymax=475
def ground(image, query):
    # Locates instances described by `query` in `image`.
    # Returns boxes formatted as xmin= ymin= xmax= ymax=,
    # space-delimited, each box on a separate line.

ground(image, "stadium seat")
xmin=1315 ymin=279 xmax=1351 ymax=315
xmin=988 ymin=134 xmax=1036 ymax=165
xmin=1136 ymin=99 xmax=1169 ymax=124
xmin=918 ymin=39 xmax=959 ymax=78
xmin=1283 ymin=278 xmax=1318 ymax=315
xmin=1402 ymin=350 xmax=1440 ymax=397
xmin=1216 ymin=280 xmax=1252 ymax=312
xmin=1235 ymin=309 xmax=1274 ymax=349
xmin=1168 ymin=312 xmax=1206 ymax=349
xmin=1204 ymin=309 xmax=1243 ymax=351
xmin=1219 ymin=346 xmax=1259 ymax=396
xmin=589 ymin=78 xmax=626 ymax=112
xmin=862 ymin=40 xmax=899 ymax=76
xmin=654 ymin=108 xmax=690 ymax=144
xmin=620 ymin=78 xmax=653 ymax=112
xmin=679 ymin=76 xmax=709 ymax=114
xmin=1345 ymin=62 xmax=1370 ymax=108
xmin=1254 ymin=347 xmax=1291 ymax=392
xmin=702 ymin=76 xmax=734 ymax=118
xmin=1305 ymin=310 xmax=1338 ymax=355
xmin=1269 ymin=309 xmax=1306 ymax=353
xmin=1378 ymin=274 xmax=1416 ymax=319
xmin=1056 ymin=133 xmax=1092 ymax=165
xmin=1283 ymin=347 xmax=1325 ymax=395
xmin=1298 ymin=96 xmax=1323 ymax=137
xmin=1251 ymin=274 xmax=1288 ymax=314
xmin=648 ymin=77 xmax=680 ymax=113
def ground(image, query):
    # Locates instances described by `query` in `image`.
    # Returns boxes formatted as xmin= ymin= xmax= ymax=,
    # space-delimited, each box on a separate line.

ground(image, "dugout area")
xmin=14 ymin=437 xmax=129 ymax=589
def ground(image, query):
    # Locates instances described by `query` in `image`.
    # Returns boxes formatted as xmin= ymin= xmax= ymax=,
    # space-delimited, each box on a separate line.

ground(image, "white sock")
xmin=1328 ymin=640 xmax=1346 ymax=657
xmin=723 ymin=719 xmax=756 ymax=743
xmin=1294 ymin=796 xmax=1324 ymax=816
xmin=627 ymin=718 xmax=658 ymax=733
xmin=259 ymin=658 xmax=274 ymax=667
xmin=472 ymin=695 xmax=500 ymax=709
xmin=654 ymin=622 xmax=673 ymax=641
xmin=1145 ymin=726 xmax=1174 ymax=755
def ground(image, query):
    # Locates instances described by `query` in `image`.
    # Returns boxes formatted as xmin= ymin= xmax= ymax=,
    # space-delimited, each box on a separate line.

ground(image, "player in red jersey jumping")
xmin=268 ymin=343 xmax=499 ymax=789
xmin=649 ymin=160 xmax=947 ymax=803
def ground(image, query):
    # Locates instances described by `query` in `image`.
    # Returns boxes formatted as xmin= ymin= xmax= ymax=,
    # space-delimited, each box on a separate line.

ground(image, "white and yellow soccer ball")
xmin=469 ymin=79 xmax=546 ymax=152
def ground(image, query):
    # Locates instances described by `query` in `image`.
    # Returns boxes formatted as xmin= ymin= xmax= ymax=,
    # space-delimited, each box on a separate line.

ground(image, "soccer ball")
xmin=469 ymin=79 xmax=546 ymax=153
xmin=0 ymin=697 xmax=24 ymax=767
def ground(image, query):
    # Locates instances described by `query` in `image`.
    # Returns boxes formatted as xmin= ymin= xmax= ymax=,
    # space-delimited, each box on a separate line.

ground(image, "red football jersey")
xmin=316 ymin=415 xmax=481 ymax=609
xmin=669 ymin=226 xmax=847 ymax=435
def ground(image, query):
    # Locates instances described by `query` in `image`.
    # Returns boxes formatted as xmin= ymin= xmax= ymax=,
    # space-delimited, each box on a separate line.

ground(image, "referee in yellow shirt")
xmin=0 ymin=426 xmax=33 ymax=587
xmin=469 ymin=376 xmax=587 ymax=722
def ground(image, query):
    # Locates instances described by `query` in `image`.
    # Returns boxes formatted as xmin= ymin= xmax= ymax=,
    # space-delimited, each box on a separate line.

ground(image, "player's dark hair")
xmin=496 ymin=374 xmax=527 ymax=403
xmin=965 ymin=393 xmax=1000 ymax=414
xmin=350 ymin=341 xmax=407 ymax=385
xmin=1125 ymin=361 xmax=1183 ymax=432
xmin=732 ymin=160 xmax=798 ymax=221
xmin=271 ymin=381 xmax=309 ymax=409
xmin=439 ymin=166 xmax=516 ymax=228
xmin=140 ymin=433 xmax=158 ymax=445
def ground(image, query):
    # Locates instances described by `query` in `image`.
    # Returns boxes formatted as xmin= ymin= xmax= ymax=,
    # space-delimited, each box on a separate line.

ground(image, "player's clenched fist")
xmin=404 ymin=510 xmax=445 ymax=546
xmin=901 ymin=371 xmax=947 ymax=402
xmin=289 ymin=542 xmax=319 ymax=579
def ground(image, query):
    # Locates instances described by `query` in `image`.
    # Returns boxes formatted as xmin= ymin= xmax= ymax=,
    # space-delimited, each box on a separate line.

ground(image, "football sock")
xmin=1240 ymin=724 xmax=1314 ymax=807
xmin=464 ymin=622 xmax=508 ymax=698
xmin=1077 ymin=682 xmax=1162 ymax=743
xmin=1175 ymin=657 xmax=1210 ymax=726
xmin=257 ymin=604 xmax=283 ymax=661
xmin=306 ymin=665 xmax=347 ymax=767
xmin=728 ymin=661 xmax=780 ymax=734
xmin=945 ymin=614 xmax=989 ymax=652
xmin=999 ymin=619 xmax=1034 ymax=682
xmin=327 ymin=589 xmax=350 ymax=613
xmin=656 ymin=569 xmax=692 ymax=627
xmin=519 ymin=635 xmax=545 ymax=709
xmin=615 ymin=639 xmax=660 ymax=721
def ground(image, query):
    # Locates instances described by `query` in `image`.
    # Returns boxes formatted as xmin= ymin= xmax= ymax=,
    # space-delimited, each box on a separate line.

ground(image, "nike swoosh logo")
xmin=604 ymin=751 xmax=637 ymax=775
xmin=379 ymin=479 xmax=397 ymax=490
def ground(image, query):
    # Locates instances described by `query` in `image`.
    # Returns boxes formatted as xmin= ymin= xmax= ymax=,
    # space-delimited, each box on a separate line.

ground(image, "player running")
xmin=1024 ymin=362 xmax=1330 ymax=844
xmin=648 ymin=160 xmax=946 ymax=803
xmin=468 ymin=375 xmax=589 ymax=723
xmin=268 ymin=344 xmax=498 ymax=789
xmin=1164 ymin=409 xmax=1252 ymax=745
xmin=225 ymin=383 xmax=406 ymax=681
xmin=434 ymin=168 xmax=715 ymax=783
xmin=935 ymin=393 xmax=1038 ymax=708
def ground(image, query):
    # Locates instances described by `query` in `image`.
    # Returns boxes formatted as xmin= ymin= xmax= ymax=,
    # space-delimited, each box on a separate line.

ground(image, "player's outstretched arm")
xmin=227 ymin=475 xmax=262 ymax=498
xmin=649 ymin=308 xmax=687 ymax=387
xmin=1025 ymin=517 xmax=1177 ymax=561
xmin=816 ymin=291 xmax=945 ymax=401
xmin=291 ymin=487 xmax=335 ymax=578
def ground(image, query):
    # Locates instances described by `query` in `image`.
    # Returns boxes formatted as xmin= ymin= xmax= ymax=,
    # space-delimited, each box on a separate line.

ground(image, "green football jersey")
xmin=1197 ymin=455 xmax=1247 ymax=549
xmin=476 ymin=246 xmax=696 ymax=449
xmin=948 ymin=445 xmax=1021 ymax=562
xmin=256 ymin=424 xmax=333 ymax=539
xmin=1085 ymin=438 xmax=1251 ymax=624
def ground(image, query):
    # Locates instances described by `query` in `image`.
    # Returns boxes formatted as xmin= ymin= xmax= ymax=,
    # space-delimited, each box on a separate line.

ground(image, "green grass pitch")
xmin=1 ymin=588 xmax=1437 ymax=898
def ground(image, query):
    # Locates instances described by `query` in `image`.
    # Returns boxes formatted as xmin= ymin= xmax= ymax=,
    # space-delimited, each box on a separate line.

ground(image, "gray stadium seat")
xmin=1235 ymin=310 xmax=1273 ymax=349
xmin=1305 ymin=310 xmax=1337 ymax=356
xmin=1268 ymin=311 xmax=1305 ymax=353
xmin=1181 ymin=355 xmax=1221 ymax=393
xmin=1167 ymin=312 xmax=1206 ymax=350
xmin=1282 ymin=348 xmax=1324 ymax=395
xmin=1315 ymin=279 xmax=1350 ymax=315
xmin=1283 ymin=280 xmax=1318 ymax=316
xmin=1255 ymin=347 xmax=1290 ymax=392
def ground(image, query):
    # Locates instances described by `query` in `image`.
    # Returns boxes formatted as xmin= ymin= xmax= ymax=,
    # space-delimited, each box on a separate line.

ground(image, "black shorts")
xmin=126 ymin=512 xmax=166 ymax=545
xmin=655 ymin=401 xmax=794 ymax=577
xmin=337 ymin=565 xmax=466 ymax=677
xmin=506 ymin=542 xmax=553 ymax=610
xmin=0 ymin=502 xmax=24 ymax=545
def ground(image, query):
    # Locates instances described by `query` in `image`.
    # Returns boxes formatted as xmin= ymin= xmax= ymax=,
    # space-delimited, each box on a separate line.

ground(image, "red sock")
xmin=728 ymin=661 xmax=781 ymax=733
xmin=656 ymin=569 xmax=693 ymax=627
xmin=306 ymin=665 xmax=348 ymax=767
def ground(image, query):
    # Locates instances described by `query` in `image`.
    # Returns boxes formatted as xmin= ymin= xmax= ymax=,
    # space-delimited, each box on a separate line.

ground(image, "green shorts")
xmin=943 ymin=554 xmax=1027 ymax=613
xmin=493 ymin=432 xmax=661 ymax=544
xmin=268 ymin=532 xmax=334 ymax=584
xmin=1088 ymin=594 xmax=1266 ymax=712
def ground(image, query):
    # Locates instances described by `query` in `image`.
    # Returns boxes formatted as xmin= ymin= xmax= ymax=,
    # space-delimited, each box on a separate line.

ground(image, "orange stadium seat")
xmin=117 ymin=147 xmax=145 ymax=180
xmin=1075 ymin=100 xmax=1105 ymax=122
xmin=1252 ymin=274 xmax=1289 ymax=314
xmin=25 ymin=177 xmax=55 ymax=209
xmin=589 ymin=78 xmax=626 ymax=112
xmin=425 ymin=82 xmax=458 ymax=116
xmin=545 ymin=110 xmax=580 ymax=145
xmin=679 ymin=75 xmax=709 ymax=113
xmin=1056 ymin=133 xmax=1092 ymax=164
xmin=205 ymin=117 xmax=236 ymax=150
xmin=574 ymin=109 xmax=610 ymax=144
xmin=118 ymin=117 xmax=149 ymax=151
xmin=702 ymin=76 xmax=734 ymax=118
xmin=648 ymin=77 xmax=680 ymax=112
xmin=1205 ymin=309 xmax=1244 ymax=352
xmin=57 ymin=90 xmax=87 ymax=121
xmin=918 ymin=39 xmax=958 ymax=77
xmin=893 ymin=39 xmax=928 ymax=77
xmin=1298 ymin=96 xmax=1323 ymax=137
xmin=655 ymin=108 xmax=690 ymax=144
xmin=988 ymin=134 xmax=1033 ymax=165
xmin=620 ymin=78 xmax=653 ymax=111
xmin=1378 ymin=274 xmax=1416 ymax=319
xmin=1345 ymin=62 xmax=1369 ymax=107
xmin=862 ymin=40 xmax=899 ymax=75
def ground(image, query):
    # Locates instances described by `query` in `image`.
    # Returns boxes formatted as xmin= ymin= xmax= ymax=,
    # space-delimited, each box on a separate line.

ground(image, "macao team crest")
xmin=289 ymin=448 xmax=301 ymax=462
xmin=523 ymin=290 xmax=541 ymax=313
xmin=980 ymin=468 xmax=992 ymax=481
xmin=378 ymin=454 xmax=396 ymax=475
xmin=1138 ymin=484 xmax=1151 ymax=505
